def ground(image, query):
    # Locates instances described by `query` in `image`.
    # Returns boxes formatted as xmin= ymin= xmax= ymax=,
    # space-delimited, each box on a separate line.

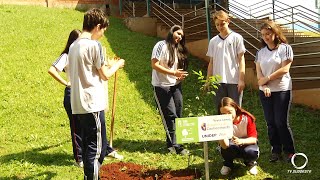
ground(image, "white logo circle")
xmin=291 ymin=153 xmax=308 ymax=169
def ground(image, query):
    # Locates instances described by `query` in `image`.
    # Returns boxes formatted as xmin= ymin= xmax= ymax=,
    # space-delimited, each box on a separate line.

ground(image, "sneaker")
xmin=220 ymin=166 xmax=231 ymax=175
xmin=249 ymin=165 xmax=258 ymax=175
xmin=269 ymin=153 xmax=281 ymax=162
xmin=286 ymin=153 xmax=294 ymax=163
xmin=168 ymin=147 xmax=176 ymax=154
xmin=74 ymin=161 xmax=83 ymax=168
xmin=178 ymin=149 xmax=190 ymax=156
xmin=107 ymin=151 xmax=124 ymax=160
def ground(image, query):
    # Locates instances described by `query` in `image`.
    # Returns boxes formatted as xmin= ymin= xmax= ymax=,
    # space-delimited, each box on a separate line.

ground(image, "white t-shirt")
xmin=52 ymin=53 xmax=69 ymax=80
xmin=255 ymin=43 xmax=293 ymax=92
xmin=151 ymin=40 xmax=179 ymax=87
xmin=68 ymin=38 xmax=106 ymax=114
xmin=206 ymin=32 xmax=246 ymax=84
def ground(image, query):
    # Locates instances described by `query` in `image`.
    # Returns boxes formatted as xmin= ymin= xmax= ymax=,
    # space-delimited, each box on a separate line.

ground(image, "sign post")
xmin=176 ymin=114 xmax=233 ymax=180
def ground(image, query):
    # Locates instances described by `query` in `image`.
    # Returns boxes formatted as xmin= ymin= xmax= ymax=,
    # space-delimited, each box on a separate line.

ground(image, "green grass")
xmin=0 ymin=4 xmax=320 ymax=179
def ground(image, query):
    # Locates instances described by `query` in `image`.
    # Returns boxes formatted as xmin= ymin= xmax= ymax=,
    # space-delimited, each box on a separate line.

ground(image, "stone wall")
xmin=125 ymin=17 xmax=157 ymax=36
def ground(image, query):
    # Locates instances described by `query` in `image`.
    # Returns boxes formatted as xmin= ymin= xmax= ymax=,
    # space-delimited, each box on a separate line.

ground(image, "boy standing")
xmin=68 ymin=8 xmax=125 ymax=179
xmin=206 ymin=10 xmax=246 ymax=113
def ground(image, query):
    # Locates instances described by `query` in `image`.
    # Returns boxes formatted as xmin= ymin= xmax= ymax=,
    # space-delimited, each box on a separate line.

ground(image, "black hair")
xmin=165 ymin=25 xmax=189 ymax=69
xmin=61 ymin=29 xmax=81 ymax=55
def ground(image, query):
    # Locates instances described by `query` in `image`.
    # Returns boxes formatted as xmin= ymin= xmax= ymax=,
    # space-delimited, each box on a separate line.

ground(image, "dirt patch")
xmin=100 ymin=162 xmax=201 ymax=180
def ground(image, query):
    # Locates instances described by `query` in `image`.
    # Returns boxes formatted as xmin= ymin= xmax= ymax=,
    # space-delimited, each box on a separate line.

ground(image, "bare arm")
xmin=232 ymin=136 xmax=257 ymax=146
xmin=151 ymin=58 xmax=188 ymax=78
xmin=48 ymin=66 xmax=69 ymax=86
xmin=98 ymin=59 xmax=125 ymax=81
xmin=206 ymin=57 xmax=214 ymax=80
xmin=269 ymin=59 xmax=292 ymax=80
xmin=255 ymin=62 xmax=263 ymax=83
xmin=237 ymin=52 xmax=245 ymax=92
xmin=218 ymin=139 xmax=229 ymax=149
xmin=256 ymin=62 xmax=271 ymax=96
xmin=219 ymin=136 xmax=257 ymax=149
xmin=258 ymin=59 xmax=293 ymax=86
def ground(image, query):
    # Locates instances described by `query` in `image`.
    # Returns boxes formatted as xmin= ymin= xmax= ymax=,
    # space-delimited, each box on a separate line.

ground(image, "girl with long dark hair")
xmin=151 ymin=25 xmax=189 ymax=155
xmin=48 ymin=29 xmax=83 ymax=167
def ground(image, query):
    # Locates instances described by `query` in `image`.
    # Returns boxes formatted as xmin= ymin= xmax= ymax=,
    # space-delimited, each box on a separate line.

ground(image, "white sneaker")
xmin=74 ymin=161 xmax=83 ymax=168
xmin=107 ymin=151 xmax=124 ymax=160
xmin=220 ymin=166 xmax=231 ymax=175
xmin=168 ymin=147 xmax=176 ymax=154
xmin=249 ymin=165 xmax=258 ymax=175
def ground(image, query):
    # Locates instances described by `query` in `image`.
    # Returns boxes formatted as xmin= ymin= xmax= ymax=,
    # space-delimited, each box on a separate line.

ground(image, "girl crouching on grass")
xmin=218 ymin=97 xmax=259 ymax=175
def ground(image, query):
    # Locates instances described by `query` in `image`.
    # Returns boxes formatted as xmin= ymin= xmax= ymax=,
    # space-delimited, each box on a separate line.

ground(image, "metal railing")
xmin=151 ymin=0 xmax=184 ymax=28
xmin=121 ymin=0 xmax=320 ymax=88
xmin=123 ymin=0 xmax=147 ymax=17
xmin=290 ymin=39 xmax=320 ymax=74
xmin=212 ymin=3 xmax=261 ymax=59
xmin=229 ymin=0 xmax=320 ymax=84
xmin=230 ymin=0 xmax=320 ymax=40
xmin=151 ymin=0 xmax=210 ymax=38
xmin=183 ymin=2 xmax=207 ymax=36
xmin=122 ymin=0 xmax=134 ymax=17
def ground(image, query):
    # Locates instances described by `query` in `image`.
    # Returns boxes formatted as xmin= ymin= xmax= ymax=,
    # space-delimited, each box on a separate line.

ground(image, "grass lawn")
xmin=0 ymin=4 xmax=319 ymax=180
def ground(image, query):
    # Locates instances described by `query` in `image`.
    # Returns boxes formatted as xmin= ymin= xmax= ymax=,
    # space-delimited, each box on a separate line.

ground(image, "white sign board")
xmin=176 ymin=114 xmax=233 ymax=144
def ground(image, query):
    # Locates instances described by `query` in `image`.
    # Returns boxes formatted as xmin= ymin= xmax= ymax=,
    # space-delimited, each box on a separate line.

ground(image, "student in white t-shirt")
xmin=68 ymin=8 xmax=125 ymax=179
xmin=48 ymin=29 xmax=124 ymax=170
xmin=206 ymin=10 xmax=246 ymax=113
xmin=48 ymin=29 xmax=83 ymax=167
xmin=255 ymin=20 xmax=295 ymax=163
xmin=151 ymin=25 xmax=189 ymax=155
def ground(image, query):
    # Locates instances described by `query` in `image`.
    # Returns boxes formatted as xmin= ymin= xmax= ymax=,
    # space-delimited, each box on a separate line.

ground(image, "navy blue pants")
xmin=221 ymin=141 xmax=259 ymax=167
xmin=77 ymin=111 xmax=110 ymax=180
xmin=214 ymin=83 xmax=243 ymax=114
xmin=153 ymin=83 xmax=184 ymax=151
xmin=63 ymin=87 xmax=82 ymax=163
xmin=259 ymin=90 xmax=295 ymax=154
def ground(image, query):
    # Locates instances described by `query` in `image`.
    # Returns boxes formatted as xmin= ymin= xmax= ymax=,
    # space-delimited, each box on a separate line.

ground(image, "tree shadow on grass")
xmin=105 ymin=17 xmax=158 ymax=109
xmin=0 ymin=141 xmax=73 ymax=167
xmin=105 ymin=17 xmax=213 ymax=117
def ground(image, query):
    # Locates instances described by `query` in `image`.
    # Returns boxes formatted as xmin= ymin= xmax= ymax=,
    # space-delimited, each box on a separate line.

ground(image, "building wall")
xmin=125 ymin=17 xmax=157 ymax=36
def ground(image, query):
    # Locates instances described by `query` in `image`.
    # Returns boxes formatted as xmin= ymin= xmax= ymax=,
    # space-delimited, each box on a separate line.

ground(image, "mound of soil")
xmin=100 ymin=162 xmax=201 ymax=180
